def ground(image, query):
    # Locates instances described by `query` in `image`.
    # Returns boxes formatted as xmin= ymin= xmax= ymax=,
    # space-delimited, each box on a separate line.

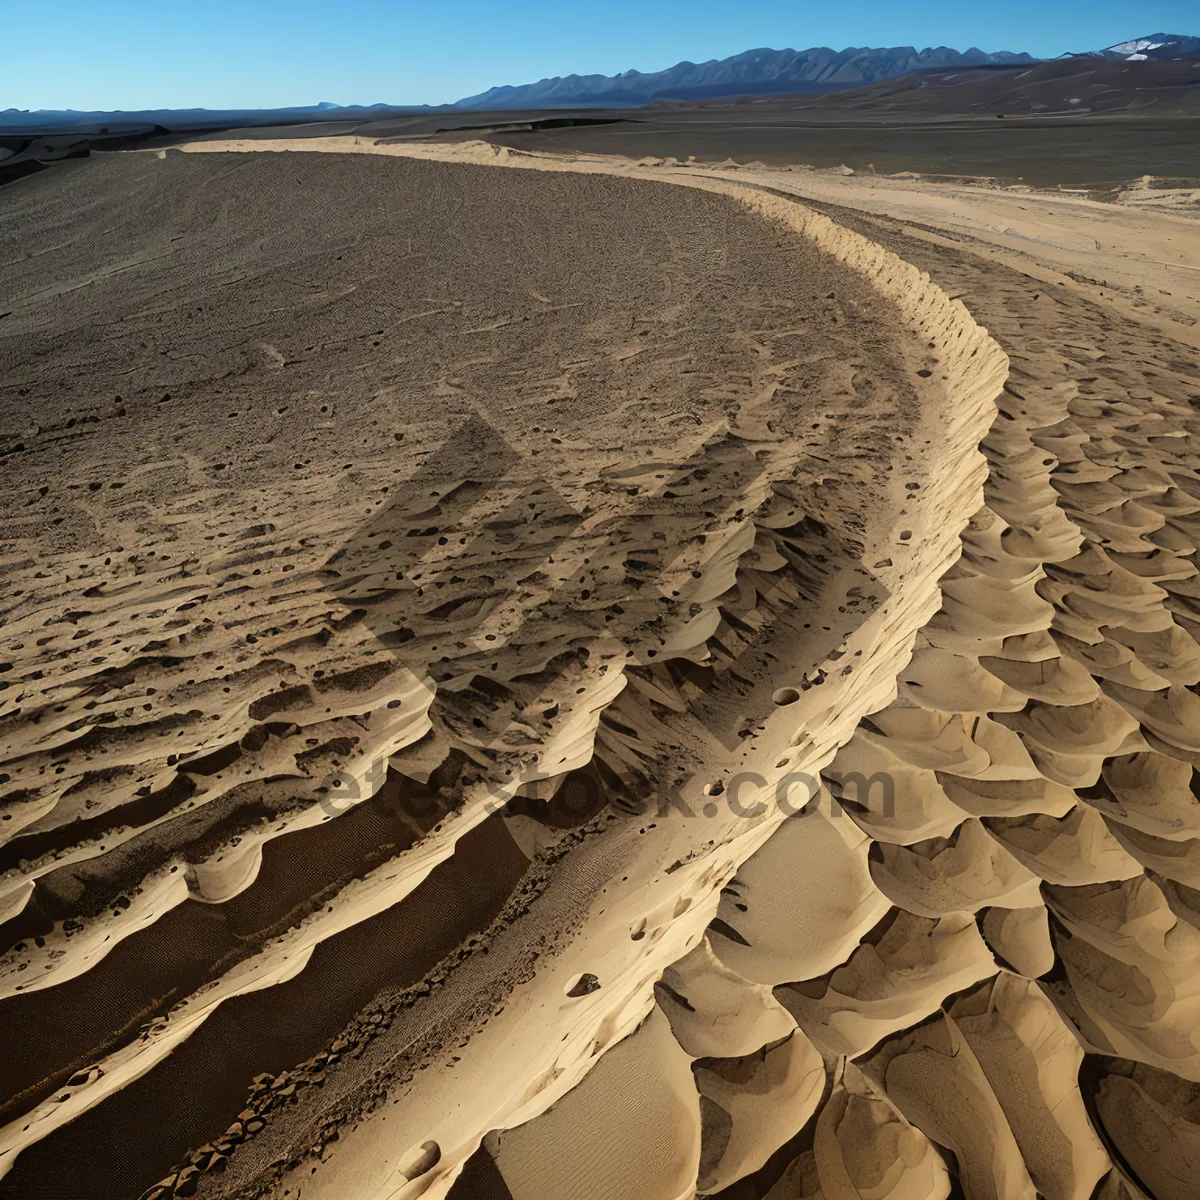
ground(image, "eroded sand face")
xmin=0 ymin=139 xmax=1196 ymax=1200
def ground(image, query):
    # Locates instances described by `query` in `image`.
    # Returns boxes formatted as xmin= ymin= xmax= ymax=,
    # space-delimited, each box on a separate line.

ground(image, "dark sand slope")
xmin=0 ymin=148 xmax=1000 ymax=1198
xmin=807 ymin=57 xmax=1200 ymax=117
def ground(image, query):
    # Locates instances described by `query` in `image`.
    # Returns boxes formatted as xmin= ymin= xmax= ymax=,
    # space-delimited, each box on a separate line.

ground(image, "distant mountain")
xmin=1098 ymin=33 xmax=1200 ymax=60
xmin=0 ymin=102 xmax=434 ymax=135
xmin=451 ymin=45 xmax=1037 ymax=110
xmin=5 ymin=33 xmax=1198 ymax=138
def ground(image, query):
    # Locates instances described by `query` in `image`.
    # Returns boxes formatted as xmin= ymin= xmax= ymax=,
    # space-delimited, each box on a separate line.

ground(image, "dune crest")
xmin=2 ymin=134 xmax=1198 ymax=1200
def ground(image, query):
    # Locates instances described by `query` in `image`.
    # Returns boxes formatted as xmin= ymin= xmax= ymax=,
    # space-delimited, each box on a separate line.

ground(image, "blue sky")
xmin=5 ymin=0 xmax=1195 ymax=111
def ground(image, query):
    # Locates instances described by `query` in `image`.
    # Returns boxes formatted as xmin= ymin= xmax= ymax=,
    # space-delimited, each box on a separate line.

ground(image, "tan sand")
xmin=1 ymin=135 xmax=1198 ymax=1200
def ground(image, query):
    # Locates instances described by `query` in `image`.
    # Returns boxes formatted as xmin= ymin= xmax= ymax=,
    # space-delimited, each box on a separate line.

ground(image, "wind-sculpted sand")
xmin=0 ymin=136 xmax=1197 ymax=1200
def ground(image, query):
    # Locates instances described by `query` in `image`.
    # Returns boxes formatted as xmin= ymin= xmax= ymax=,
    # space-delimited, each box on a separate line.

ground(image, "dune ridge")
xmin=49 ymin=138 xmax=1000 ymax=1200
xmin=439 ymin=160 xmax=1200 ymax=1200
xmin=0 ymin=140 xmax=1006 ymax=1199
xmin=3 ymin=137 xmax=1198 ymax=1200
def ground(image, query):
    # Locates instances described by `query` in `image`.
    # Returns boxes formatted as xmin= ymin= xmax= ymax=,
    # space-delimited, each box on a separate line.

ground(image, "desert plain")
xmin=0 ymin=111 xmax=1198 ymax=1200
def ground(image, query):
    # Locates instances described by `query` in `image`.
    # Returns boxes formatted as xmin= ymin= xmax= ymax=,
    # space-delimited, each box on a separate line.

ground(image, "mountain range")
xmin=2 ymin=33 xmax=1196 ymax=133
xmin=451 ymin=33 xmax=1199 ymax=110
xmin=452 ymin=44 xmax=1036 ymax=109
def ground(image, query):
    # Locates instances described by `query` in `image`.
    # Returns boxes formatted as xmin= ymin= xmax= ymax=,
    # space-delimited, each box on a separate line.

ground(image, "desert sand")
xmin=1 ymin=134 xmax=1198 ymax=1200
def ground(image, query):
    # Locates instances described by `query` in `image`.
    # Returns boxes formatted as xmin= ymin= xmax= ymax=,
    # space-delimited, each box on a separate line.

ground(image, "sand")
xmin=1 ymin=135 xmax=1198 ymax=1200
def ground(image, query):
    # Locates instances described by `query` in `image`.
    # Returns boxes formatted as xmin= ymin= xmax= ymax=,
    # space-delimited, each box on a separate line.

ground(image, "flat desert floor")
xmin=1 ymin=137 xmax=1198 ymax=1200
xmin=163 ymin=108 xmax=1200 ymax=190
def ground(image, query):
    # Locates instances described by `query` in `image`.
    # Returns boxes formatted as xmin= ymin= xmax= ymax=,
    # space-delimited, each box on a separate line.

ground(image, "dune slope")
xmin=3 ymin=137 xmax=1197 ymax=1200
xmin=0 ymin=142 xmax=1001 ymax=1198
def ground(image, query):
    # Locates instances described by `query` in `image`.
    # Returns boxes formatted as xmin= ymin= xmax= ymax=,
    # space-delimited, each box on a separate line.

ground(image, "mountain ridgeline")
xmin=1 ymin=32 xmax=1196 ymax=141
xmin=451 ymin=44 xmax=1038 ymax=109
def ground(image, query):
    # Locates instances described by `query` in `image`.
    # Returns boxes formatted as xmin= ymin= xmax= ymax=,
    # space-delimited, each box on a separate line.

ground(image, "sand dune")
xmin=1 ymin=135 xmax=1198 ymax=1200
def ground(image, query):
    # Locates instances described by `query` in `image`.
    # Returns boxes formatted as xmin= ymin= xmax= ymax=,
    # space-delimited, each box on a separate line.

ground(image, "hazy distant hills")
xmin=451 ymin=45 xmax=1037 ymax=109
xmin=0 ymin=102 xmax=422 ymax=133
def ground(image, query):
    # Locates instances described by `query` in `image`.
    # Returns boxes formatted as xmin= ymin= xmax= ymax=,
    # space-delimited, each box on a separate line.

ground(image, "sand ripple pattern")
xmin=474 ymin=179 xmax=1200 ymax=1200
xmin=0 ymin=143 xmax=973 ymax=1197
xmin=3 ymin=140 xmax=1196 ymax=1200
xmin=0 ymin=140 xmax=998 ymax=1200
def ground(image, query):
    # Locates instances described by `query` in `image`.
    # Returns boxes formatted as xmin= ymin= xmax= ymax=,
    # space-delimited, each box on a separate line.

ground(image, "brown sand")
xmin=1 ymin=142 xmax=968 ymax=1197
xmin=2 ymin=136 xmax=1198 ymax=1200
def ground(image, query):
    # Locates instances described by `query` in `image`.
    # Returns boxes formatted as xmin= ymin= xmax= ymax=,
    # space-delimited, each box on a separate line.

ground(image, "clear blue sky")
xmin=5 ymin=0 xmax=1195 ymax=111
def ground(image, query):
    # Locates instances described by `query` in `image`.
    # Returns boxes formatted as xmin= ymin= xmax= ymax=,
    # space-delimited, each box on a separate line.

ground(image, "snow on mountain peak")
xmin=1106 ymin=38 xmax=1166 ymax=54
xmin=1099 ymin=33 xmax=1200 ymax=61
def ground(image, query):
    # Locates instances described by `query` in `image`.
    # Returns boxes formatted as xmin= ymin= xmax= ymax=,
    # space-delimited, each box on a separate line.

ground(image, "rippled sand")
xmin=1 ymin=139 xmax=1197 ymax=1200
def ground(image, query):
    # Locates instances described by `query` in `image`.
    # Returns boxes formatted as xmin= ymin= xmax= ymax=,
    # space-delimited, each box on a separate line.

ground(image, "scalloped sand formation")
xmin=1 ymin=138 xmax=1198 ymax=1200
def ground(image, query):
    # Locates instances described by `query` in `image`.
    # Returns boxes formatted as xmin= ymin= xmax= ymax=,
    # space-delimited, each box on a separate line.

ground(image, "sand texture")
xmin=0 ymin=136 xmax=1198 ymax=1200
